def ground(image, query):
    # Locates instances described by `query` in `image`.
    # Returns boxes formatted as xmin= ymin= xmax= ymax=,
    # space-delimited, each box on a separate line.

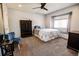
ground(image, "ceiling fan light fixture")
xmin=18 ymin=4 xmax=22 ymax=7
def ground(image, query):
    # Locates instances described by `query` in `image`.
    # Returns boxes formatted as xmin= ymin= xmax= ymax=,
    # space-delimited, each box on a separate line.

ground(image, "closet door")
xmin=20 ymin=20 xmax=32 ymax=37
xmin=27 ymin=21 xmax=32 ymax=33
xmin=20 ymin=20 xmax=26 ymax=37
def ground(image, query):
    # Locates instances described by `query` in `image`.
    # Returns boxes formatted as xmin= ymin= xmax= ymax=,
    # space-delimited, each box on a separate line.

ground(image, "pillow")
xmin=34 ymin=26 xmax=41 ymax=29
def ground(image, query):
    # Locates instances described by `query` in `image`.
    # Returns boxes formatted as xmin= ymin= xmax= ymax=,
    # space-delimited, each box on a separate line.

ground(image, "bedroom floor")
xmin=14 ymin=36 xmax=78 ymax=56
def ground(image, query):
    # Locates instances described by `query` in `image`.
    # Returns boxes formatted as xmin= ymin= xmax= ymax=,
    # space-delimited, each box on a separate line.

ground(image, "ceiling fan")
xmin=32 ymin=3 xmax=48 ymax=11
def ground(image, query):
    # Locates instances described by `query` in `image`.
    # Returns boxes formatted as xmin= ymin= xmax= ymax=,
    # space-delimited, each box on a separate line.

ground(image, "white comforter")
xmin=36 ymin=29 xmax=60 ymax=42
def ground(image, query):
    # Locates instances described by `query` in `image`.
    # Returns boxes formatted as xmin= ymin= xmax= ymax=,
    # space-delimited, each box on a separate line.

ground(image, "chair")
xmin=5 ymin=32 xmax=20 ymax=43
xmin=5 ymin=32 xmax=21 ymax=49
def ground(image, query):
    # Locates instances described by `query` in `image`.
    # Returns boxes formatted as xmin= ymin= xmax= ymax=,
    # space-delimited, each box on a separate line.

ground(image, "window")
xmin=54 ymin=19 xmax=68 ymax=28
xmin=53 ymin=14 xmax=71 ymax=32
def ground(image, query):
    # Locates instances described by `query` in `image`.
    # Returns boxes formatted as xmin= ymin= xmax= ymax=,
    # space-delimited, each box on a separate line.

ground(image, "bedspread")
xmin=34 ymin=29 xmax=60 ymax=42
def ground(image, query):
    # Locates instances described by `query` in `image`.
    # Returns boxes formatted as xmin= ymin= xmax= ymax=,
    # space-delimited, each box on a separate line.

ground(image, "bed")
xmin=34 ymin=28 xmax=61 ymax=42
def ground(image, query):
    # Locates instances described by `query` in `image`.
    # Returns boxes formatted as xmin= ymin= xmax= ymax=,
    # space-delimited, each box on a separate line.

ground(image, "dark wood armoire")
xmin=20 ymin=20 xmax=32 ymax=37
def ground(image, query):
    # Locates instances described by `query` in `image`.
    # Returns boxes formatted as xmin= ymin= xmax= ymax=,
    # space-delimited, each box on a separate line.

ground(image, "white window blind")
xmin=54 ymin=19 xmax=68 ymax=28
xmin=53 ymin=14 xmax=70 ymax=32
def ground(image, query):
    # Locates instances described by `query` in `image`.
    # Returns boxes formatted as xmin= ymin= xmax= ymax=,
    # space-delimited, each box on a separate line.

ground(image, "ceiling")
xmin=7 ymin=3 xmax=76 ymax=14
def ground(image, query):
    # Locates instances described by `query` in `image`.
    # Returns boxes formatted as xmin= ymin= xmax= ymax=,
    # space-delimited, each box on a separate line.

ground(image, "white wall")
xmin=0 ymin=5 xmax=4 ymax=34
xmin=45 ymin=4 xmax=79 ymax=32
xmin=2 ymin=3 xmax=10 ymax=34
xmin=8 ymin=8 xmax=45 ymax=37
xmin=8 ymin=4 xmax=79 ymax=37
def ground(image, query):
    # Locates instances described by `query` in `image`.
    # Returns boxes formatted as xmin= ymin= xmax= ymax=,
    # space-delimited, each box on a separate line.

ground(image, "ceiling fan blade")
xmin=32 ymin=7 xmax=40 ymax=9
xmin=43 ymin=7 xmax=48 ymax=11
xmin=41 ymin=3 xmax=46 ymax=8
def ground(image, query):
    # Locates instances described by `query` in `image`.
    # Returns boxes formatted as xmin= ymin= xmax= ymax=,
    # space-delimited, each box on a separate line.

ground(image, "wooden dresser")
xmin=67 ymin=31 xmax=79 ymax=51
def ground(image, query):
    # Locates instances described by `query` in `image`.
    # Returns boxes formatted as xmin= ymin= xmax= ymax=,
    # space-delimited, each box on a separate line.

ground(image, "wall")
xmin=8 ymin=8 xmax=45 ymax=37
xmin=0 ymin=5 xmax=4 ymax=34
xmin=2 ymin=3 xmax=10 ymax=34
xmin=45 ymin=4 xmax=79 ymax=32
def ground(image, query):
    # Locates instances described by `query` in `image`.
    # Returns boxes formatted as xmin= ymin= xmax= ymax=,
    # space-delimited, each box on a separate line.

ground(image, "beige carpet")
xmin=14 ymin=36 xmax=78 ymax=56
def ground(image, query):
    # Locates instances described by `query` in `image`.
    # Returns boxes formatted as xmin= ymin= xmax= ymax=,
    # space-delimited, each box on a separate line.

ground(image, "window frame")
xmin=52 ymin=12 xmax=72 ymax=33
